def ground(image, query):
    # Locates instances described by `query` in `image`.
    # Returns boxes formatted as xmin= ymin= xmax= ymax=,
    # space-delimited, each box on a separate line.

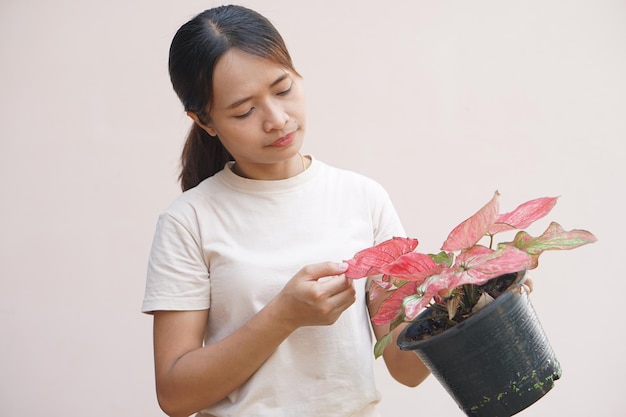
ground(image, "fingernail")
xmin=338 ymin=262 xmax=349 ymax=271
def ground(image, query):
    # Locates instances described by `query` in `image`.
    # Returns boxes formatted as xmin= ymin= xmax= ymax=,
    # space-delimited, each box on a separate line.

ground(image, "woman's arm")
xmin=153 ymin=262 xmax=355 ymax=417
xmin=367 ymin=291 xmax=431 ymax=387
xmin=370 ymin=320 xmax=431 ymax=387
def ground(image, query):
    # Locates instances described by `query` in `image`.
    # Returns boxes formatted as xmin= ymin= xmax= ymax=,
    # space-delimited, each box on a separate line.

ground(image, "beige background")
xmin=1 ymin=0 xmax=624 ymax=415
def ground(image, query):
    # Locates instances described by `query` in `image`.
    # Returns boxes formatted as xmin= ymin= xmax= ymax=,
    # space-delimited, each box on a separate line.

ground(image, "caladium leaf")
xmin=512 ymin=222 xmax=598 ymax=256
xmin=368 ymin=277 xmax=393 ymax=302
xmin=455 ymin=244 xmax=494 ymax=265
xmin=460 ymin=244 xmax=531 ymax=275
xmin=446 ymin=295 xmax=461 ymax=320
xmin=379 ymin=252 xmax=444 ymax=283
xmin=402 ymin=294 xmax=429 ymax=321
xmin=471 ymin=292 xmax=495 ymax=314
xmin=371 ymin=281 xmax=418 ymax=325
xmin=441 ymin=191 xmax=499 ymax=252
xmin=490 ymin=196 xmax=559 ymax=234
xmin=404 ymin=274 xmax=455 ymax=320
xmin=451 ymin=245 xmax=532 ymax=287
xmin=345 ymin=237 xmax=418 ymax=279
xmin=373 ymin=331 xmax=394 ymax=358
xmin=429 ymin=251 xmax=454 ymax=267
xmin=373 ymin=312 xmax=409 ymax=358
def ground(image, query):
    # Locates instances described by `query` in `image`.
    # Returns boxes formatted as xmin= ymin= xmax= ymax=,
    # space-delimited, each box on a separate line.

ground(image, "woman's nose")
xmin=263 ymin=100 xmax=289 ymax=132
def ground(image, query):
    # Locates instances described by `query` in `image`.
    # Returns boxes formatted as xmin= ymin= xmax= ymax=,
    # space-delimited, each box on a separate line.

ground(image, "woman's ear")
xmin=186 ymin=111 xmax=217 ymax=137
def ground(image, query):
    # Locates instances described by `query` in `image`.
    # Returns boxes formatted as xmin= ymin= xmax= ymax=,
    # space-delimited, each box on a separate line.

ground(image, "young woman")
xmin=143 ymin=5 xmax=429 ymax=417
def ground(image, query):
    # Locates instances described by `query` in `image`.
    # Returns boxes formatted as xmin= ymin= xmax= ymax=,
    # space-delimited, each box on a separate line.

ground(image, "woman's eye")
xmin=277 ymin=84 xmax=292 ymax=96
xmin=234 ymin=108 xmax=253 ymax=119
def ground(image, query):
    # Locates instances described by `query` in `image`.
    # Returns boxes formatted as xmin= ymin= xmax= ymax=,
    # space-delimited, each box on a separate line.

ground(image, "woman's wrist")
xmin=257 ymin=295 xmax=299 ymax=336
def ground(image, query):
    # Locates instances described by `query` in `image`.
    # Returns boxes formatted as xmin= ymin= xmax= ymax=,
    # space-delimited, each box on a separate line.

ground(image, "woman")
xmin=142 ymin=5 xmax=429 ymax=417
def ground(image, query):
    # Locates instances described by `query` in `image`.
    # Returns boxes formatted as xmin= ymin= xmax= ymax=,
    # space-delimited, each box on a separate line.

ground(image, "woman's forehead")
xmin=212 ymin=49 xmax=291 ymax=105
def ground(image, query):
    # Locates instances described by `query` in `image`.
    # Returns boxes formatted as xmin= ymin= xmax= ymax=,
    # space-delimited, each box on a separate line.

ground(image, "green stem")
xmin=463 ymin=284 xmax=479 ymax=307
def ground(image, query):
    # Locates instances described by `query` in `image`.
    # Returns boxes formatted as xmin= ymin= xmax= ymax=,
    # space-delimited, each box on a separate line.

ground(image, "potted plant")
xmin=344 ymin=191 xmax=597 ymax=416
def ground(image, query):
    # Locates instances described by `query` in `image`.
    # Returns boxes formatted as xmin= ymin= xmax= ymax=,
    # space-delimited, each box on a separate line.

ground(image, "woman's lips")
xmin=268 ymin=131 xmax=295 ymax=147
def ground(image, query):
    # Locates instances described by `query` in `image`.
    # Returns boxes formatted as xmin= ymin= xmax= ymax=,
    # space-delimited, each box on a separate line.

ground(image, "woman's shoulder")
xmin=316 ymin=159 xmax=389 ymax=194
xmin=159 ymin=174 xmax=226 ymax=221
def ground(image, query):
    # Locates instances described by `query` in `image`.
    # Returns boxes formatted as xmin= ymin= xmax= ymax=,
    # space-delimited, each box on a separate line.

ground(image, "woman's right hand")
xmin=153 ymin=261 xmax=355 ymax=417
xmin=271 ymin=262 xmax=356 ymax=330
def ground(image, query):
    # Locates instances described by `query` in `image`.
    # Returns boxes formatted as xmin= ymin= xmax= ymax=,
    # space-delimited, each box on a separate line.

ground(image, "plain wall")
xmin=1 ymin=0 xmax=624 ymax=415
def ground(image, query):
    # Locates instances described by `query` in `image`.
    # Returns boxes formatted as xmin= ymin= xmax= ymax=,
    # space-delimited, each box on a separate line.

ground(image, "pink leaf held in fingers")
xmin=345 ymin=237 xmax=418 ymax=279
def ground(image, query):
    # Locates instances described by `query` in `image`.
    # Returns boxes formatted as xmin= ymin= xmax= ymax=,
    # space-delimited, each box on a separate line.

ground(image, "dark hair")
xmin=168 ymin=5 xmax=300 ymax=191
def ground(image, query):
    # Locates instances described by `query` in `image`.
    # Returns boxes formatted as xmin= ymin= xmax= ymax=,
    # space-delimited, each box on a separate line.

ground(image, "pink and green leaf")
xmin=345 ymin=237 xmax=418 ymax=279
xmin=371 ymin=281 xmax=418 ymax=325
xmin=451 ymin=245 xmax=532 ymax=286
xmin=512 ymin=221 xmax=598 ymax=256
xmin=379 ymin=252 xmax=444 ymax=283
xmin=429 ymin=251 xmax=455 ymax=267
xmin=404 ymin=274 xmax=456 ymax=319
xmin=367 ymin=277 xmax=393 ymax=303
xmin=489 ymin=196 xmax=559 ymax=234
xmin=441 ymin=191 xmax=499 ymax=252
xmin=402 ymin=294 xmax=430 ymax=321
xmin=373 ymin=313 xmax=407 ymax=358
xmin=373 ymin=331 xmax=394 ymax=358
xmin=446 ymin=296 xmax=461 ymax=320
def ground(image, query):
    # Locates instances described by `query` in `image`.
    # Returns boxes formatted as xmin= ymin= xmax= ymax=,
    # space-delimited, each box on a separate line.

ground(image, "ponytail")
xmin=179 ymin=124 xmax=233 ymax=191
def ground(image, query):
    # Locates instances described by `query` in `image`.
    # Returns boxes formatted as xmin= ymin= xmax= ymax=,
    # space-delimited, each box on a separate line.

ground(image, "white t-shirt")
xmin=143 ymin=157 xmax=405 ymax=417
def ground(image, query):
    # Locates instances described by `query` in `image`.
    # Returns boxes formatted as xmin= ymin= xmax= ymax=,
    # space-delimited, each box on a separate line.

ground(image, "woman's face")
xmin=195 ymin=48 xmax=307 ymax=180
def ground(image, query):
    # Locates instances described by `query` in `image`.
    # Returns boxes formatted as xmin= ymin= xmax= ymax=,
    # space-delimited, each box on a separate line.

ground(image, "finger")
xmin=300 ymin=262 xmax=349 ymax=282
xmin=328 ymin=282 xmax=357 ymax=310
xmin=317 ymin=274 xmax=354 ymax=296
xmin=329 ymin=298 xmax=356 ymax=318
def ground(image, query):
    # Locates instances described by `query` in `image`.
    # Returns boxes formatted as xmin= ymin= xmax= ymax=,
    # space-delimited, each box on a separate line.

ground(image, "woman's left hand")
xmin=520 ymin=275 xmax=534 ymax=294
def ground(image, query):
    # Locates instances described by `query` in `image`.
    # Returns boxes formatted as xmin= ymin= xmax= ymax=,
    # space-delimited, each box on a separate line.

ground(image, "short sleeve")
xmin=141 ymin=212 xmax=211 ymax=313
xmin=369 ymin=182 xmax=406 ymax=244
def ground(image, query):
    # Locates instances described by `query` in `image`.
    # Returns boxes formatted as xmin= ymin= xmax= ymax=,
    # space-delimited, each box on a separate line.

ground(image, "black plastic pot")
xmin=397 ymin=272 xmax=561 ymax=416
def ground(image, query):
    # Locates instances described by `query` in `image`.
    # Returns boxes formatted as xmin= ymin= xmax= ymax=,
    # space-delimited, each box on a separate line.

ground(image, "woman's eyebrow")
xmin=226 ymin=73 xmax=290 ymax=109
